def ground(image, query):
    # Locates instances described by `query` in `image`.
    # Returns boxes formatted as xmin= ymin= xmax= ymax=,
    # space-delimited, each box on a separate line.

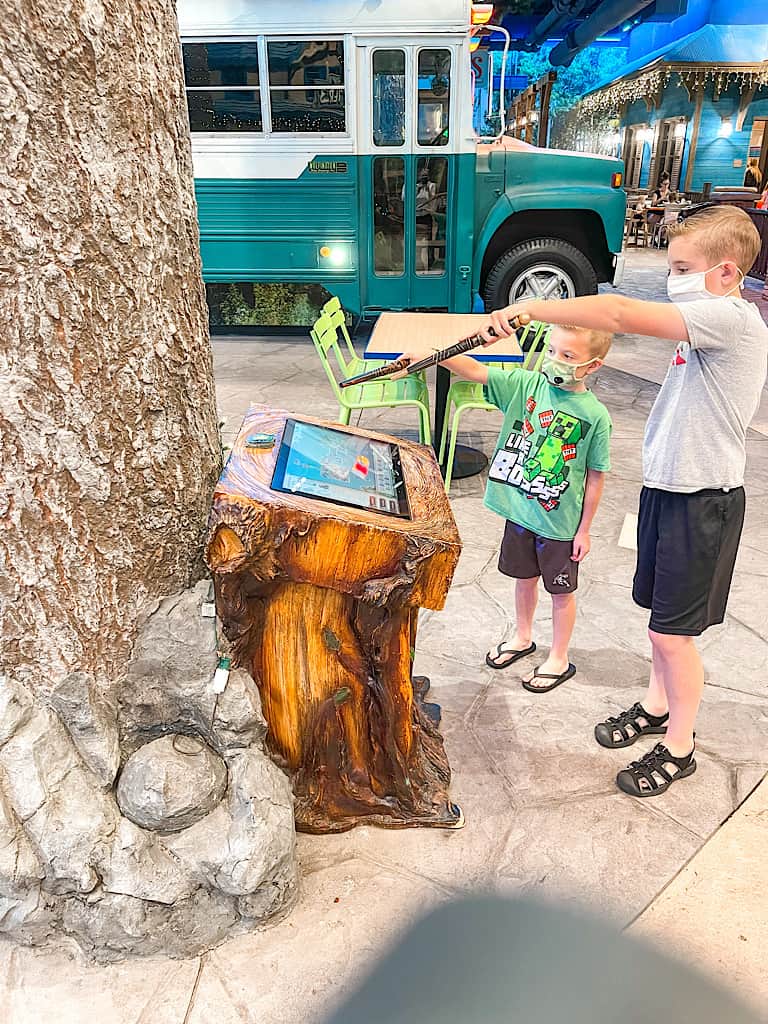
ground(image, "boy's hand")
xmin=480 ymin=304 xmax=530 ymax=343
xmin=571 ymin=530 xmax=591 ymax=562
xmin=390 ymin=352 xmax=416 ymax=380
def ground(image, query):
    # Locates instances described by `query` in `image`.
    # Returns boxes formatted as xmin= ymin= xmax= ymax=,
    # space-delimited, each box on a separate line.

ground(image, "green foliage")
xmin=501 ymin=43 xmax=628 ymax=116
xmin=208 ymin=282 xmax=328 ymax=327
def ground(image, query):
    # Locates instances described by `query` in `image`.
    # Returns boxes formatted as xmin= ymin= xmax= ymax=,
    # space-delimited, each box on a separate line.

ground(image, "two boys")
xmin=439 ymin=204 xmax=768 ymax=797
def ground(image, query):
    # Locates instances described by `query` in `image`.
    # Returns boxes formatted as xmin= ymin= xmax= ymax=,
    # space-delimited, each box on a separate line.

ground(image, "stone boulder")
xmin=0 ymin=581 xmax=298 ymax=961
xmin=117 ymin=734 xmax=228 ymax=832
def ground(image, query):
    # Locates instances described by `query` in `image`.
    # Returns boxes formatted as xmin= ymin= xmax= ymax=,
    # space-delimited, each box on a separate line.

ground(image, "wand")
xmin=339 ymin=313 xmax=531 ymax=389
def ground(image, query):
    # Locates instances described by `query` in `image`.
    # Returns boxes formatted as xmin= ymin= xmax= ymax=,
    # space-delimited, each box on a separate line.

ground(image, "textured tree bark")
xmin=206 ymin=407 xmax=463 ymax=833
xmin=0 ymin=0 xmax=221 ymax=695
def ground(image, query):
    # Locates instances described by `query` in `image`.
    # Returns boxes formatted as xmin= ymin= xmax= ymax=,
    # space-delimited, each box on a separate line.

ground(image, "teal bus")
xmin=177 ymin=0 xmax=627 ymax=323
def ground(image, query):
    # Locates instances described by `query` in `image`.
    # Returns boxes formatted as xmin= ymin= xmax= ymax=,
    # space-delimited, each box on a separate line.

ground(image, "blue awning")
xmin=588 ymin=23 xmax=768 ymax=94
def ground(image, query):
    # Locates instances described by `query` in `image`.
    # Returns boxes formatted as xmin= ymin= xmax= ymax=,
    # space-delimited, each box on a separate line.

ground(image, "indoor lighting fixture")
xmin=718 ymin=117 xmax=733 ymax=138
xmin=674 ymin=120 xmax=686 ymax=139
xmin=471 ymin=4 xmax=494 ymax=25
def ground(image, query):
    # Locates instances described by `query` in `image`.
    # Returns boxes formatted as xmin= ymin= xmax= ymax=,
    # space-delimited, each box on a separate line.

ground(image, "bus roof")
xmin=177 ymin=0 xmax=473 ymax=37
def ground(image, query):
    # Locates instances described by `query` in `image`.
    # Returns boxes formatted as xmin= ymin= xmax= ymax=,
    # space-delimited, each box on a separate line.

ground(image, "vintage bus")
xmin=177 ymin=0 xmax=627 ymax=323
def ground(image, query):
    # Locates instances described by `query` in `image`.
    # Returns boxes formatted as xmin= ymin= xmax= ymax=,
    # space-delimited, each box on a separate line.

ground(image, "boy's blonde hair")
xmin=666 ymin=205 xmax=760 ymax=274
xmin=556 ymin=324 xmax=614 ymax=360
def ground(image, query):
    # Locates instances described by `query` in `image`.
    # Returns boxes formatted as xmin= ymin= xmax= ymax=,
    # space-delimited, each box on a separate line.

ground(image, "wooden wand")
xmin=339 ymin=313 xmax=532 ymax=389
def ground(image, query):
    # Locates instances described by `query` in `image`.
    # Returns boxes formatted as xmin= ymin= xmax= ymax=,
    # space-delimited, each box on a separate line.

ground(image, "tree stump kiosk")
xmin=205 ymin=405 xmax=463 ymax=834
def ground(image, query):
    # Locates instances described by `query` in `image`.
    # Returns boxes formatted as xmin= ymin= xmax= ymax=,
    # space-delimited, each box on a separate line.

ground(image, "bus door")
xmin=358 ymin=41 xmax=461 ymax=311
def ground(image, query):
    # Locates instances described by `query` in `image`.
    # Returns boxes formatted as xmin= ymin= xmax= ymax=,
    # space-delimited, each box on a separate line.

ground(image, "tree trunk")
xmin=0 ymin=0 xmax=221 ymax=694
xmin=0 ymin=5 xmax=302 ymax=960
xmin=206 ymin=407 xmax=464 ymax=834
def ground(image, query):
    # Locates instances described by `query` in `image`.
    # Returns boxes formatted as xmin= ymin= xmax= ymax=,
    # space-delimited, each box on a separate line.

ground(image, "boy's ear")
xmin=585 ymin=359 xmax=603 ymax=375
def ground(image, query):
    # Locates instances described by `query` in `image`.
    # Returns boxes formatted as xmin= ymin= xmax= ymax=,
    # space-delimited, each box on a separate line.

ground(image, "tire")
xmin=482 ymin=237 xmax=598 ymax=310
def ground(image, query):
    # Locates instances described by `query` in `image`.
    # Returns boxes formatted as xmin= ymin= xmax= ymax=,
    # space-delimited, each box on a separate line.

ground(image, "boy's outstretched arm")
xmin=572 ymin=469 xmax=605 ymax=563
xmin=482 ymin=294 xmax=689 ymax=344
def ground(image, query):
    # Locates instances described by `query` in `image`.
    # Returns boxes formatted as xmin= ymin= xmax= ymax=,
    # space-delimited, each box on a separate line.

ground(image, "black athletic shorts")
xmin=499 ymin=521 xmax=578 ymax=594
xmin=633 ymin=486 xmax=745 ymax=636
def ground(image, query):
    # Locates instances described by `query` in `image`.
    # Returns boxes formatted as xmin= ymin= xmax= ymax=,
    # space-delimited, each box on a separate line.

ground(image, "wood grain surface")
xmin=206 ymin=406 xmax=463 ymax=833
xmin=365 ymin=312 xmax=524 ymax=361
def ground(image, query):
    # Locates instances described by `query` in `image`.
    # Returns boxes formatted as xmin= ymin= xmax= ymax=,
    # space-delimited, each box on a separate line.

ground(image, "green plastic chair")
xmin=311 ymin=309 xmax=432 ymax=445
xmin=438 ymin=321 xmax=551 ymax=491
xmin=321 ymin=295 xmax=385 ymax=377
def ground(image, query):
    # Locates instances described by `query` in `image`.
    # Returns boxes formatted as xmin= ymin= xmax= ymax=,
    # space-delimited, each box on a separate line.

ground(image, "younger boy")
xmin=483 ymin=204 xmax=768 ymax=796
xmin=427 ymin=325 xmax=613 ymax=693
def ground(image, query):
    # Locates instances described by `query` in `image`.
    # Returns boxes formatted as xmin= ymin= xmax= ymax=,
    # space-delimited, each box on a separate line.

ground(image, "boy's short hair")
xmin=556 ymin=324 xmax=614 ymax=360
xmin=666 ymin=205 xmax=760 ymax=274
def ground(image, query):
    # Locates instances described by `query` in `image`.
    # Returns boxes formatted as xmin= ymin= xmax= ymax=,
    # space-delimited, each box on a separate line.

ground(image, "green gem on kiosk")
xmin=245 ymin=433 xmax=276 ymax=449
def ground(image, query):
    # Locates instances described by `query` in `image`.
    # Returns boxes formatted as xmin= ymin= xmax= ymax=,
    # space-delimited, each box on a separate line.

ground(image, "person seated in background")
xmin=648 ymin=172 xmax=671 ymax=205
xmin=757 ymin=185 xmax=768 ymax=210
xmin=744 ymin=157 xmax=762 ymax=191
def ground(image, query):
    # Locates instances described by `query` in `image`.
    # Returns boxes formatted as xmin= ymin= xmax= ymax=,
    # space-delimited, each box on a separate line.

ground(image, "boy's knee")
xmin=649 ymin=629 xmax=694 ymax=653
xmin=551 ymin=591 xmax=576 ymax=607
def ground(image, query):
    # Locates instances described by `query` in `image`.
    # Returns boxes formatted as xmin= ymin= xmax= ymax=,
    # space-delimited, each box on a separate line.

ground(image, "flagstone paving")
xmin=2 ymin=251 xmax=766 ymax=1023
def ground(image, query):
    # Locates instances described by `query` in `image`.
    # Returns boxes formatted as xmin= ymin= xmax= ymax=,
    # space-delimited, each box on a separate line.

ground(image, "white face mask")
xmin=667 ymin=262 xmax=744 ymax=303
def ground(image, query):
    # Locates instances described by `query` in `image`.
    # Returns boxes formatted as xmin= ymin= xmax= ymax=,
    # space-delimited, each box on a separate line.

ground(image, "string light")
xmin=579 ymin=60 xmax=768 ymax=116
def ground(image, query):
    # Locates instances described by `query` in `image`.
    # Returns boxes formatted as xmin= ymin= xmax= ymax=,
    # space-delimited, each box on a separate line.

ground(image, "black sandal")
xmin=521 ymin=663 xmax=576 ymax=694
xmin=616 ymin=742 xmax=696 ymax=798
xmin=486 ymin=641 xmax=536 ymax=670
xmin=594 ymin=702 xmax=669 ymax=749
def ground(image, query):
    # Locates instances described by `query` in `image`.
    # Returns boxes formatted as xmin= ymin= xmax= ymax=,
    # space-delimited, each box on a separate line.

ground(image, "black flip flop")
xmin=521 ymin=663 xmax=576 ymax=694
xmin=485 ymin=642 xmax=536 ymax=670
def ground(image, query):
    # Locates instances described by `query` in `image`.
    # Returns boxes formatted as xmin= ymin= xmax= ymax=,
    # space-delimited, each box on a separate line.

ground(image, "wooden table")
xmin=364 ymin=312 xmax=523 ymax=480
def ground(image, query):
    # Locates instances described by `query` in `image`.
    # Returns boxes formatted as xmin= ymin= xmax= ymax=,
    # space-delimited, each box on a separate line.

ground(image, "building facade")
xmin=572 ymin=0 xmax=768 ymax=195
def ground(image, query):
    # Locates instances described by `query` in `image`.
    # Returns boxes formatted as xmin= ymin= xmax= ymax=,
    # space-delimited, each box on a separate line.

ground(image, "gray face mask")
xmin=541 ymin=354 xmax=595 ymax=388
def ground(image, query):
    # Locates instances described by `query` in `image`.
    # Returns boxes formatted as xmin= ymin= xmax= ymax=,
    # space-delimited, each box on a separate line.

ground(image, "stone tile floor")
xmin=2 ymin=251 xmax=767 ymax=1022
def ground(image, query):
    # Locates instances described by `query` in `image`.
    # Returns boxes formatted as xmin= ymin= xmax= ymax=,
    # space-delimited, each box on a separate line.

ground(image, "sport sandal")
xmin=616 ymin=742 xmax=696 ymax=798
xmin=594 ymin=702 xmax=669 ymax=749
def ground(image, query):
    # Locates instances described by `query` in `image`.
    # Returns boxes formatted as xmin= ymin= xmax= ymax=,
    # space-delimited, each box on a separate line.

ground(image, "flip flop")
xmin=522 ymin=663 xmax=576 ymax=694
xmin=485 ymin=641 xmax=537 ymax=670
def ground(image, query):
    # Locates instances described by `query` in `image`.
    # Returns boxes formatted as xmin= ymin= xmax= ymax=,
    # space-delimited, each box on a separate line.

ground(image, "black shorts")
xmin=499 ymin=522 xmax=578 ymax=594
xmin=633 ymin=486 xmax=745 ymax=636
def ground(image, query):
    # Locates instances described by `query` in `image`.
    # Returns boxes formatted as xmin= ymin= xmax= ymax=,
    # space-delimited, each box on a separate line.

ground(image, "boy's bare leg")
xmin=523 ymin=592 xmax=575 ymax=687
xmin=643 ymin=654 xmax=669 ymax=717
xmin=648 ymin=630 xmax=703 ymax=756
xmin=511 ymin=576 xmax=539 ymax=648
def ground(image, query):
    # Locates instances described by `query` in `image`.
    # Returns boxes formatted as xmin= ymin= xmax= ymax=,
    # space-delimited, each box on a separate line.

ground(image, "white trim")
xmin=177 ymin=1 xmax=472 ymax=37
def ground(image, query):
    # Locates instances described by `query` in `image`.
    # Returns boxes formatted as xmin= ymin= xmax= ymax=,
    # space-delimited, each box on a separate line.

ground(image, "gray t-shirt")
xmin=643 ymin=297 xmax=768 ymax=492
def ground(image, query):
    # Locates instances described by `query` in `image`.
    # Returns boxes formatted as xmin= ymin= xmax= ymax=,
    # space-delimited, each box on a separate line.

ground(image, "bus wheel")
xmin=482 ymin=238 xmax=598 ymax=309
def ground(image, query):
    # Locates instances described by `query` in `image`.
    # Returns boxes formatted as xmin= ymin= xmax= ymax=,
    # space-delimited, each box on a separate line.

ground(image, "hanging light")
xmin=471 ymin=4 xmax=494 ymax=25
xmin=718 ymin=117 xmax=733 ymax=138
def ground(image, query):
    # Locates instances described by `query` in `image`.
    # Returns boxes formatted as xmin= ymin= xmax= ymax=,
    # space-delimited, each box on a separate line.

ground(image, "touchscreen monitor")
xmin=271 ymin=419 xmax=411 ymax=519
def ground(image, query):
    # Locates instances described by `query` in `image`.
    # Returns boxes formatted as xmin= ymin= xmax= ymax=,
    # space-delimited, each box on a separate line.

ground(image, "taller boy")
xmin=484 ymin=204 xmax=767 ymax=797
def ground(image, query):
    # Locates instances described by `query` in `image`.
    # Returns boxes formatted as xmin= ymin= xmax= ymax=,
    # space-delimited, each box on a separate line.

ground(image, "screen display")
xmin=271 ymin=419 xmax=410 ymax=518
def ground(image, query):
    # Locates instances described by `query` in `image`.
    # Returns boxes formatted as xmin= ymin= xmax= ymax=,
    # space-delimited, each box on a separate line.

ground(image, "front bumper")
xmin=611 ymin=253 xmax=626 ymax=288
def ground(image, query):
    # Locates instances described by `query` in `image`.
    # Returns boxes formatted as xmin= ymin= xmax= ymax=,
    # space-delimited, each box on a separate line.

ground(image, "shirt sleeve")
xmin=586 ymin=412 xmax=612 ymax=472
xmin=676 ymin=298 xmax=746 ymax=353
xmin=483 ymin=366 xmax=525 ymax=411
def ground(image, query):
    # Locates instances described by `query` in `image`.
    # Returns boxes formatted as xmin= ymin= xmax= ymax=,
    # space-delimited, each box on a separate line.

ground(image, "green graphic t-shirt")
xmin=483 ymin=368 xmax=612 ymax=541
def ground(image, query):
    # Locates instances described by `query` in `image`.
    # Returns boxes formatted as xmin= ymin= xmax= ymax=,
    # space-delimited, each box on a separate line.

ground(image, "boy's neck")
xmin=559 ymin=381 xmax=589 ymax=394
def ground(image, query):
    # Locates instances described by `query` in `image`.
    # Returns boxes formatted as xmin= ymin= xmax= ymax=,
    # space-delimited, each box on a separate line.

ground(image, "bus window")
xmin=373 ymin=158 xmax=405 ymax=276
xmin=415 ymin=158 xmax=447 ymax=276
xmin=267 ymin=40 xmax=346 ymax=133
xmin=182 ymin=43 xmax=262 ymax=132
xmin=372 ymin=51 xmax=405 ymax=148
xmin=417 ymin=50 xmax=451 ymax=147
